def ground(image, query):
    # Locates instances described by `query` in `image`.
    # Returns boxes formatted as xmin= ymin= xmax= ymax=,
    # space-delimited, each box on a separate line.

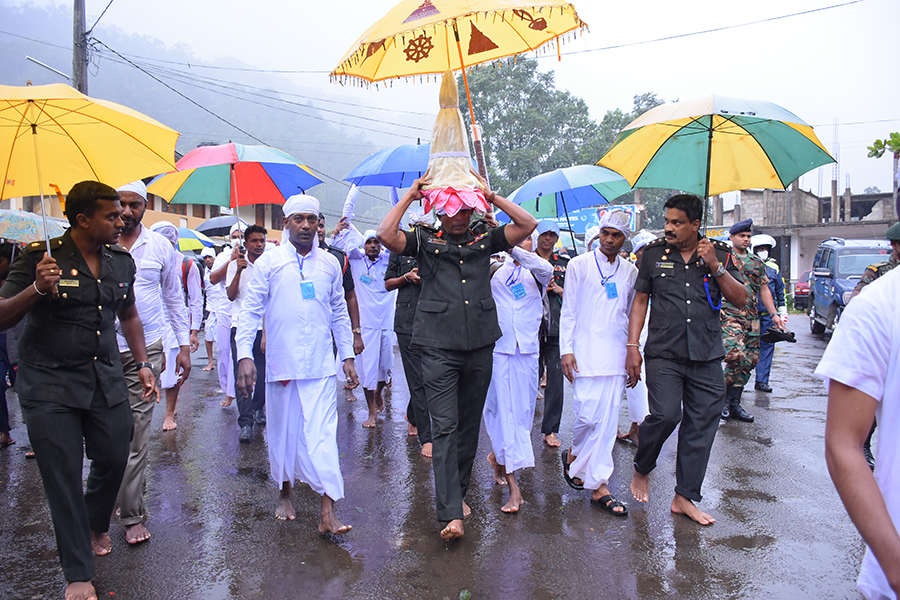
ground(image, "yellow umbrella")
xmin=331 ymin=0 xmax=586 ymax=174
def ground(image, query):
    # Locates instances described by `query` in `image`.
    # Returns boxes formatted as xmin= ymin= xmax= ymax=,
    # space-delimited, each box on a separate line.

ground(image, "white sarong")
xmin=624 ymin=360 xmax=649 ymax=424
xmin=483 ymin=348 xmax=539 ymax=473
xmin=216 ymin=315 xmax=234 ymax=397
xmin=266 ymin=377 xmax=344 ymax=500
xmin=570 ymin=375 xmax=626 ymax=490
xmin=357 ymin=327 xmax=393 ymax=390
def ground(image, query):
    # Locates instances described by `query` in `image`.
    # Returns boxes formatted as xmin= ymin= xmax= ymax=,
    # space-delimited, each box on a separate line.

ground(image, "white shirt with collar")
xmin=347 ymin=246 xmax=396 ymax=331
xmin=115 ymin=223 xmax=189 ymax=352
xmin=491 ymin=247 xmax=552 ymax=355
xmin=227 ymin=254 xmax=262 ymax=330
xmin=236 ymin=244 xmax=354 ymax=382
xmin=560 ymin=251 xmax=638 ymax=377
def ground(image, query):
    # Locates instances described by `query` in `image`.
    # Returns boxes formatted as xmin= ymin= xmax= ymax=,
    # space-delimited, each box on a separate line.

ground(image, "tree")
xmin=867 ymin=132 xmax=900 ymax=218
xmin=863 ymin=186 xmax=881 ymax=194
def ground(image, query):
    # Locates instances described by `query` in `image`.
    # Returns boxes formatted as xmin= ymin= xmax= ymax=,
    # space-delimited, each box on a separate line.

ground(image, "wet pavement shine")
xmin=0 ymin=325 xmax=867 ymax=599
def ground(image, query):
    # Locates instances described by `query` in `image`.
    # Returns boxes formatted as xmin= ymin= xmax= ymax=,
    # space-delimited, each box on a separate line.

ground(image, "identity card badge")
xmin=300 ymin=281 xmax=316 ymax=300
xmin=360 ymin=274 xmax=373 ymax=285
xmin=510 ymin=282 xmax=526 ymax=300
xmin=605 ymin=282 xmax=618 ymax=299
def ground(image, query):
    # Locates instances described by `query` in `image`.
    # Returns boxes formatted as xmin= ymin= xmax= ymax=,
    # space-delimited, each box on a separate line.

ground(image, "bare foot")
xmin=275 ymin=497 xmax=295 ymax=521
xmin=440 ymin=519 xmax=464 ymax=540
xmin=319 ymin=496 xmax=352 ymax=535
xmin=345 ymin=388 xmax=356 ymax=402
xmin=462 ymin=501 xmax=471 ymax=519
xmin=374 ymin=389 xmax=385 ymax=413
xmin=617 ymin=422 xmax=640 ymax=445
xmin=671 ymin=494 xmax=715 ymax=525
xmin=630 ymin=470 xmax=650 ymax=503
xmin=0 ymin=432 xmax=14 ymax=447
xmin=65 ymin=581 xmax=98 ymax=600
xmin=162 ymin=414 xmax=177 ymax=431
xmin=90 ymin=530 xmax=111 ymax=555
xmin=406 ymin=416 xmax=418 ymax=437
xmin=362 ymin=413 xmax=378 ymax=428
xmin=220 ymin=396 xmax=233 ymax=408
xmin=202 ymin=363 xmax=215 ymax=371
xmin=502 ymin=475 xmax=523 ymax=513
xmin=420 ymin=442 xmax=433 ymax=458
xmin=124 ymin=523 xmax=151 ymax=545
xmin=486 ymin=453 xmax=507 ymax=485
xmin=543 ymin=433 xmax=561 ymax=447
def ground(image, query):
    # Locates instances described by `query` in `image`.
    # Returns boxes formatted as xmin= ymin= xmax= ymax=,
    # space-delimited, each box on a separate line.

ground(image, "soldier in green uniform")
xmin=377 ymin=172 xmax=536 ymax=540
xmin=0 ymin=181 xmax=157 ymax=600
xmin=847 ymin=221 xmax=899 ymax=469
xmin=719 ymin=220 xmax=783 ymax=422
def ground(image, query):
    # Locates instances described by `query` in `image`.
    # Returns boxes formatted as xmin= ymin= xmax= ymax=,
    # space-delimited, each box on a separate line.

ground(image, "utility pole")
xmin=72 ymin=0 xmax=88 ymax=93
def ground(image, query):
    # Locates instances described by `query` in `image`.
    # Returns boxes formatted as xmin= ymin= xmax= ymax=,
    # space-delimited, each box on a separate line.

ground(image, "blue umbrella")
xmin=345 ymin=144 xmax=431 ymax=188
xmin=501 ymin=165 xmax=632 ymax=253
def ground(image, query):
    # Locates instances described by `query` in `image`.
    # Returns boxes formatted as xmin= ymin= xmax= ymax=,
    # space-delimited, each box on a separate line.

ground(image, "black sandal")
xmin=561 ymin=450 xmax=584 ymax=490
xmin=592 ymin=494 xmax=628 ymax=517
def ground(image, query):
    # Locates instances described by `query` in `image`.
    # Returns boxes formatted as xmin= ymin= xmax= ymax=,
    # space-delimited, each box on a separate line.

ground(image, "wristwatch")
xmin=352 ymin=327 xmax=362 ymax=334
xmin=711 ymin=263 xmax=727 ymax=278
xmin=136 ymin=361 xmax=153 ymax=371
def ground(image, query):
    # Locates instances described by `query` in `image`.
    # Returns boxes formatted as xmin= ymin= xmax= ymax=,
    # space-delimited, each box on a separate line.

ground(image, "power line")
xmin=86 ymin=0 xmax=115 ymax=36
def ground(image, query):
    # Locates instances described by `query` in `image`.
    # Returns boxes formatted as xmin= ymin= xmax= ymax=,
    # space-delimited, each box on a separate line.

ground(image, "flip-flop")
xmin=561 ymin=450 xmax=584 ymax=490
xmin=592 ymin=494 xmax=628 ymax=517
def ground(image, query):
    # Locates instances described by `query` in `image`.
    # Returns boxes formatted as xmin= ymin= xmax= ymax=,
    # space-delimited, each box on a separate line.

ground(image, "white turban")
xmin=598 ymin=208 xmax=631 ymax=235
xmin=631 ymin=229 xmax=657 ymax=254
xmin=200 ymin=247 xmax=216 ymax=258
xmin=150 ymin=220 xmax=179 ymax=246
xmin=362 ymin=229 xmax=378 ymax=243
xmin=117 ymin=180 xmax=147 ymax=200
xmin=585 ymin=225 xmax=600 ymax=250
xmin=229 ymin=221 xmax=246 ymax=235
xmin=284 ymin=194 xmax=320 ymax=218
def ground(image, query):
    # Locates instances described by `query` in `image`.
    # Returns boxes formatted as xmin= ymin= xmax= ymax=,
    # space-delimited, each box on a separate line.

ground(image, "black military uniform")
xmin=0 ymin=231 xmax=136 ymax=583
xmin=400 ymin=223 xmax=510 ymax=522
xmin=322 ymin=240 xmax=355 ymax=293
xmin=632 ymin=236 xmax=742 ymax=503
xmin=384 ymin=251 xmax=431 ymax=447
xmin=539 ymin=251 xmax=568 ymax=437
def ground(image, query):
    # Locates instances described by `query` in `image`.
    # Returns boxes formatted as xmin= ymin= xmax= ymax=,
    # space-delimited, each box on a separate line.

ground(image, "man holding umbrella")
xmin=0 ymin=181 xmax=157 ymax=600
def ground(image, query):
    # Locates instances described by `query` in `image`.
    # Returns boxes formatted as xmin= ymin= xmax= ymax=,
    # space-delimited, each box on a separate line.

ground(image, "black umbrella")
xmin=195 ymin=215 xmax=250 ymax=238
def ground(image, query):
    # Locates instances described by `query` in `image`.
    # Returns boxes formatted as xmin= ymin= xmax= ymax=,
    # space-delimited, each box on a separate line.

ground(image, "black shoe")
xmin=254 ymin=410 xmax=266 ymax=425
xmin=754 ymin=381 xmax=773 ymax=393
xmin=863 ymin=443 xmax=876 ymax=471
xmin=239 ymin=425 xmax=253 ymax=443
xmin=729 ymin=404 xmax=755 ymax=422
xmin=720 ymin=404 xmax=731 ymax=420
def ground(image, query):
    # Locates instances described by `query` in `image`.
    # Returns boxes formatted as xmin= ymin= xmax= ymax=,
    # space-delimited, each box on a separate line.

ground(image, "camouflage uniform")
xmin=852 ymin=254 xmax=899 ymax=295
xmin=721 ymin=251 xmax=769 ymax=388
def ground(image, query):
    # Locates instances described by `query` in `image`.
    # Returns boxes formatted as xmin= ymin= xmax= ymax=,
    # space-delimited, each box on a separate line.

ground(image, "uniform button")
xmin=661 ymin=273 xmax=666 ymax=278
xmin=465 ymin=300 xmax=469 ymax=305
xmin=458 ymin=244 xmax=462 ymax=248
xmin=435 ymin=249 xmax=439 ymax=254
xmin=686 ymin=300 xmax=691 ymax=305
xmin=96 ymin=279 xmax=101 ymax=283
xmin=98 ymin=305 xmax=102 ymax=310
xmin=62 ymin=293 xmax=68 ymax=298
xmin=93 ymin=356 xmax=98 ymax=361
xmin=481 ymin=244 xmax=485 ymax=249
xmin=685 ymin=265 xmax=689 ymax=269
xmin=685 ymin=283 xmax=690 ymax=287
xmin=97 ymin=331 xmax=101 ymax=335
xmin=459 ymin=260 xmax=464 ymax=264
xmin=462 ymin=279 xmax=466 ymax=284
xmin=686 ymin=318 xmax=692 ymax=323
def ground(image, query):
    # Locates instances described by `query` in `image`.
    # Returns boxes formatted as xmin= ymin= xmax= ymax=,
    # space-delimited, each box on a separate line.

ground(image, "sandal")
xmin=561 ymin=450 xmax=584 ymax=490
xmin=592 ymin=494 xmax=628 ymax=517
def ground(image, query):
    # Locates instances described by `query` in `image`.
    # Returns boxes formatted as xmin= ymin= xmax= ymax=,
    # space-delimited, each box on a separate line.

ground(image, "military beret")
xmin=729 ymin=219 xmax=753 ymax=235
xmin=886 ymin=222 xmax=900 ymax=241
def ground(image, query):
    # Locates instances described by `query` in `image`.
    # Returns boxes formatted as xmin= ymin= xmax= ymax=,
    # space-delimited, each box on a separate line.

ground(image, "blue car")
xmin=808 ymin=237 xmax=892 ymax=334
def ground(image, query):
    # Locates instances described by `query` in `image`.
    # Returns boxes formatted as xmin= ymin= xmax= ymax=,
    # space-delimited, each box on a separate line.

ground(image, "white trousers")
xmin=357 ymin=327 xmax=393 ymax=390
xmin=160 ymin=346 xmax=181 ymax=390
xmin=483 ymin=349 xmax=538 ymax=473
xmin=624 ymin=359 xmax=649 ymax=424
xmin=570 ymin=375 xmax=625 ymax=490
xmin=266 ymin=377 xmax=344 ymax=501
xmin=216 ymin=313 xmax=234 ymax=397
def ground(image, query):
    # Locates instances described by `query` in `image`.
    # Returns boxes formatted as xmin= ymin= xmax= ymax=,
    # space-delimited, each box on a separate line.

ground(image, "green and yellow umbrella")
xmin=598 ymin=95 xmax=835 ymax=200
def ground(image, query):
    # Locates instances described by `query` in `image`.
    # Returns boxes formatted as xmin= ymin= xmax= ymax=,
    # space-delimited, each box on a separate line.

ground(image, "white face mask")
xmin=756 ymin=249 xmax=769 ymax=261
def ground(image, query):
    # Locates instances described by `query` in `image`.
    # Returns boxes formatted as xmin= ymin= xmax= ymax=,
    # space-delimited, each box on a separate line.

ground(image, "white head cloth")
xmin=117 ymin=180 xmax=147 ymax=200
xmin=598 ymin=209 xmax=631 ymax=236
xmin=284 ymin=194 xmax=320 ymax=218
xmin=631 ymin=229 xmax=657 ymax=254
xmin=149 ymin=220 xmax=179 ymax=245
xmin=229 ymin=221 xmax=246 ymax=235
xmin=362 ymin=229 xmax=378 ymax=244
xmin=585 ymin=225 xmax=600 ymax=250
xmin=200 ymin=247 xmax=216 ymax=258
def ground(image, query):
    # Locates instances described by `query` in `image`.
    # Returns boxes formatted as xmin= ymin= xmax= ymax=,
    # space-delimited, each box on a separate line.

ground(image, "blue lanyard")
xmin=365 ymin=256 xmax=380 ymax=275
xmin=704 ymin=276 xmax=722 ymax=310
xmin=505 ymin=264 xmax=522 ymax=287
xmin=593 ymin=250 xmax=619 ymax=284
xmin=296 ymin=252 xmax=309 ymax=280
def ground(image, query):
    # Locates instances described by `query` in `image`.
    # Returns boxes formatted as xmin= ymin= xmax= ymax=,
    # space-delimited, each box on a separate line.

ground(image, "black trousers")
xmin=539 ymin=335 xmax=564 ymax=435
xmin=231 ymin=328 xmax=266 ymax=428
xmin=420 ymin=343 xmax=494 ymax=522
xmin=19 ymin=387 xmax=132 ymax=583
xmin=634 ymin=356 xmax=726 ymax=502
xmin=397 ymin=333 xmax=432 ymax=445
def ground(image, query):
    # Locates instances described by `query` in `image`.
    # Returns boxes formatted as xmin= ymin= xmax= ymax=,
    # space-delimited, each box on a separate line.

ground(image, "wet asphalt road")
xmin=0 ymin=323 xmax=868 ymax=599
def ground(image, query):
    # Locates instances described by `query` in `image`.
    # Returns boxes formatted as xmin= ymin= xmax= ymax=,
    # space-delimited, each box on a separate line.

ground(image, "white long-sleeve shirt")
xmin=236 ymin=244 xmax=354 ymax=382
xmin=162 ymin=257 xmax=203 ymax=351
xmin=560 ymin=251 xmax=638 ymax=377
xmin=212 ymin=249 xmax=233 ymax=319
xmin=491 ymin=247 xmax=552 ymax=355
xmin=116 ymin=224 xmax=189 ymax=352
xmin=347 ymin=247 xmax=396 ymax=331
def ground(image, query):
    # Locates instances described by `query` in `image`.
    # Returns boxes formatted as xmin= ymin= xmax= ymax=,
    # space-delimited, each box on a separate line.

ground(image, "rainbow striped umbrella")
xmin=176 ymin=227 xmax=215 ymax=251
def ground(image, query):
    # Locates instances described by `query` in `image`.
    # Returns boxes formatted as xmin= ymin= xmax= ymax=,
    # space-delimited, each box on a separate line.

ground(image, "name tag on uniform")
xmin=58 ymin=279 xmax=80 ymax=287
xmin=300 ymin=281 xmax=316 ymax=299
xmin=510 ymin=282 xmax=526 ymax=300
xmin=427 ymin=238 xmax=447 ymax=245
xmin=655 ymin=262 xmax=674 ymax=269
xmin=360 ymin=274 xmax=373 ymax=285
xmin=605 ymin=282 xmax=618 ymax=299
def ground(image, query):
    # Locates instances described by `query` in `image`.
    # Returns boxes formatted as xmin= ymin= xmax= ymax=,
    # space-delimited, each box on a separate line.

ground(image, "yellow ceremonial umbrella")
xmin=0 ymin=82 xmax=179 ymax=259
xmin=331 ymin=0 xmax=587 ymax=175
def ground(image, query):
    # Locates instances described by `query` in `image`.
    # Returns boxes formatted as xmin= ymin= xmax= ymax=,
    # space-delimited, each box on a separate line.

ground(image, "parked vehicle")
xmin=793 ymin=269 xmax=812 ymax=310
xmin=808 ymin=237 xmax=891 ymax=334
